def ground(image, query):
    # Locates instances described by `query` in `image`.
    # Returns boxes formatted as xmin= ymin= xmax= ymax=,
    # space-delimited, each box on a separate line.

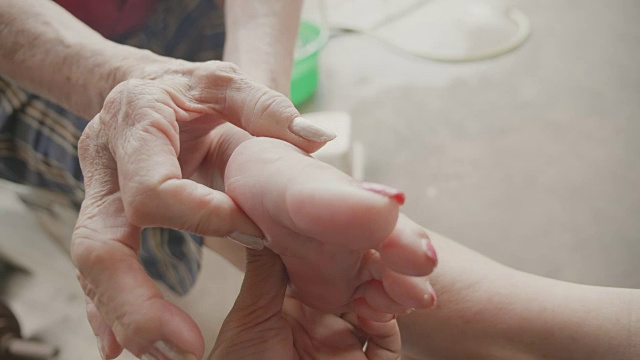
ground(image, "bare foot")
xmin=225 ymin=138 xmax=438 ymax=320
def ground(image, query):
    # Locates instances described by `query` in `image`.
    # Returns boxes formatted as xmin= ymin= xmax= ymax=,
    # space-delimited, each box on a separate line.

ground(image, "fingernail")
xmin=422 ymin=238 xmax=438 ymax=264
xmin=360 ymin=182 xmax=406 ymax=205
xmin=289 ymin=116 xmax=337 ymax=143
xmin=148 ymin=341 xmax=197 ymax=360
xmin=226 ymin=231 xmax=265 ymax=250
xmin=404 ymin=308 xmax=416 ymax=315
xmin=96 ymin=337 xmax=105 ymax=359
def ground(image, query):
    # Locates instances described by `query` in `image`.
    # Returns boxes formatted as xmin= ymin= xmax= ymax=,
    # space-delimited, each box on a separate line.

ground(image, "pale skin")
xmin=75 ymin=97 xmax=435 ymax=359
xmin=399 ymin=231 xmax=640 ymax=360
xmin=179 ymin=123 xmax=433 ymax=360
xmin=184 ymin=4 xmax=640 ymax=357
xmin=2 ymin=0 xmax=430 ymax=359
xmin=224 ymin=136 xmax=437 ymax=317
xmin=3 ymin=1 xmax=638 ymax=359
xmin=211 ymin=133 xmax=640 ymax=360
xmin=211 ymin=248 xmax=403 ymax=360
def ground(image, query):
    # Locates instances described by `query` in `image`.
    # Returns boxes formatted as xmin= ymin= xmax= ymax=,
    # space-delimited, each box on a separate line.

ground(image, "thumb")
xmin=193 ymin=62 xmax=337 ymax=154
xmin=211 ymin=249 xmax=288 ymax=358
xmin=227 ymin=248 xmax=288 ymax=325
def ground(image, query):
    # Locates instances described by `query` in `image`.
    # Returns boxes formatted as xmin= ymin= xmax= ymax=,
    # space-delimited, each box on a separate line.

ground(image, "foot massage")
xmin=0 ymin=0 xmax=638 ymax=359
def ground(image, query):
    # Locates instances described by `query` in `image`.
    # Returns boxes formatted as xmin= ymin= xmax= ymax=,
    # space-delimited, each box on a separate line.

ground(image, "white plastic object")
xmin=302 ymin=111 xmax=364 ymax=180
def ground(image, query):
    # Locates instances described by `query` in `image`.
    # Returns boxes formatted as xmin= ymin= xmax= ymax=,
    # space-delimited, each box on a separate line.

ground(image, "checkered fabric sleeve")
xmin=0 ymin=0 xmax=226 ymax=295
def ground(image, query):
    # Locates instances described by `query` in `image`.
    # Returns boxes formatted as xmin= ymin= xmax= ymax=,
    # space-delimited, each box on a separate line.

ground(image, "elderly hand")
xmin=210 ymin=248 xmax=402 ymax=360
xmin=71 ymin=59 xmax=336 ymax=359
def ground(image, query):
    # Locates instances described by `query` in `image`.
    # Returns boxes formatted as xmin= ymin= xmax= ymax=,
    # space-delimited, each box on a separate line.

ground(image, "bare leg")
xmin=399 ymin=231 xmax=640 ymax=359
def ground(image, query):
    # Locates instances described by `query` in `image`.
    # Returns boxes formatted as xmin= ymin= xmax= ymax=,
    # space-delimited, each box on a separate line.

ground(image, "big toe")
xmin=286 ymin=181 xmax=402 ymax=249
xmin=226 ymin=138 xmax=403 ymax=249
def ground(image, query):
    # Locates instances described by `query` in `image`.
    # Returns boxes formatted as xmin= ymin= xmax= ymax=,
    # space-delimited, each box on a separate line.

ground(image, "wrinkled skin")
xmin=72 ymin=60 xmax=329 ymax=359
xmin=210 ymin=248 xmax=402 ymax=360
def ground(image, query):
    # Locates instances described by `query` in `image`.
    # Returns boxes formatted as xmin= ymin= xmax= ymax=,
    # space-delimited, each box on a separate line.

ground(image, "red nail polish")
xmin=430 ymin=290 xmax=438 ymax=307
xmin=360 ymin=182 xmax=406 ymax=205
xmin=424 ymin=239 xmax=438 ymax=264
xmin=426 ymin=285 xmax=437 ymax=308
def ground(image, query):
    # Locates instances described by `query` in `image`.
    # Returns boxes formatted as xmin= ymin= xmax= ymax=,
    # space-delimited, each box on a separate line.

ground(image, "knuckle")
xmin=247 ymin=89 xmax=290 ymax=131
xmin=196 ymin=61 xmax=242 ymax=89
xmin=70 ymin=233 xmax=115 ymax=300
xmin=124 ymin=189 xmax=158 ymax=227
xmin=76 ymin=271 xmax=98 ymax=303
xmin=71 ymin=230 xmax=103 ymax=269
xmin=114 ymin=313 xmax=143 ymax=341
xmin=215 ymin=61 xmax=241 ymax=76
xmin=77 ymin=120 xmax=116 ymax=187
xmin=111 ymin=299 xmax=160 ymax=345
xmin=104 ymin=79 xmax=144 ymax=110
xmin=102 ymin=78 xmax=155 ymax=122
xmin=77 ymin=123 xmax=96 ymax=165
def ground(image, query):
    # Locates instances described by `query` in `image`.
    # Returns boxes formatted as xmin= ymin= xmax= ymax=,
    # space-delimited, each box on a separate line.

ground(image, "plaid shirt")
xmin=0 ymin=0 xmax=225 ymax=295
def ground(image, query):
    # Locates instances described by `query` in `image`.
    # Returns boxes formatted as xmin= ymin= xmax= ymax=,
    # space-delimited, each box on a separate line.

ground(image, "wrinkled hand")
xmin=210 ymin=248 xmax=401 ymax=360
xmin=71 ymin=60 xmax=336 ymax=359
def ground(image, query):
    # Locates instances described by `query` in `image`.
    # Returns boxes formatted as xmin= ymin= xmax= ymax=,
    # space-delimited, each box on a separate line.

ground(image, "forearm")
xmin=206 ymin=1 xmax=303 ymax=261
xmin=399 ymin=232 xmax=640 ymax=359
xmin=222 ymin=0 xmax=302 ymax=94
xmin=0 ymin=0 xmax=162 ymax=118
xmin=517 ymin=280 xmax=639 ymax=359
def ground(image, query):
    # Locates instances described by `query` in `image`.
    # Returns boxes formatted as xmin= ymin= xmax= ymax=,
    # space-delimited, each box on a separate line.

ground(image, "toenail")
xmin=422 ymin=238 xmax=438 ymax=264
xmin=424 ymin=282 xmax=438 ymax=308
xmin=226 ymin=232 xmax=265 ymax=250
xmin=360 ymin=182 xmax=406 ymax=205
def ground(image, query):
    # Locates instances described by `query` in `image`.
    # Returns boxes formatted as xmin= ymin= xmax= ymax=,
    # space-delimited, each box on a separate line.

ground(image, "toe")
xmin=382 ymin=270 xmax=437 ymax=309
xmin=379 ymin=214 xmax=438 ymax=277
xmin=353 ymin=297 xmax=396 ymax=323
xmin=362 ymin=249 xmax=436 ymax=311
xmin=287 ymin=181 xmax=400 ymax=249
xmin=359 ymin=280 xmax=408 ymax=315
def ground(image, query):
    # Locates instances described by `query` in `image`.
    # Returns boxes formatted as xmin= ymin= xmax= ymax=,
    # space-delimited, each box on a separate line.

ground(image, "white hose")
xmin=322 ymin=1 xmax=532 ymax=62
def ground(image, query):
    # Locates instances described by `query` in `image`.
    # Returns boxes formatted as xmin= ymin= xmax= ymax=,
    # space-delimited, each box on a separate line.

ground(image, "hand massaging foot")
xmin=225 ymin=137 xmax=438 ymax=321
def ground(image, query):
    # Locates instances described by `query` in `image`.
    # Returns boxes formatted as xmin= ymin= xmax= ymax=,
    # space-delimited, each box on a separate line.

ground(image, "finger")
xmin=378 ymin=214 xmax=438 ymax=277
xmin=340 ymin=312 xmax=369 ymax=347
xmin=358 ymin=317 xmax=402 ymax=360
xmin=353 ymin=298 xmax=396 ymax=323
xmin=196 ymin=62 xmax=336 ymax=153
xmin=233 ymin=248 xmax=288 ymax=312
xmin=72 ymin=198 xmax=204 ymax=359
xmin=359 ymin=280 xmax=408 ymax=315
xmin=125 ymin=176 xmax=264 ymax=242
xmin=82 ymin=293 xmax=122 ymax=359
xmin=212 ymin=249 xmax=287 ymax=356
xmin=98 ymin=88 xmax=263 ymax=240
xmin=77 ymin=119 xmax=203 ymax=358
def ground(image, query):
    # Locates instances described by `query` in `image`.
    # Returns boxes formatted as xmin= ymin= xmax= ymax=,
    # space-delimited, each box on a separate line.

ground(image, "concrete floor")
xmin=0 ymin=184 xmax=243 ymax=360
xmin=303 ymin=0 xmax=640 ymax=288
xmin=1 ymin=0 xmax=639 ymax=359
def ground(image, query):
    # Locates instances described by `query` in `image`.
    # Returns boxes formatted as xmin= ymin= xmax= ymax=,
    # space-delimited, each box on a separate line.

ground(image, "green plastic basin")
xmin=290 ymin=21 xmax=328 ymax=107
